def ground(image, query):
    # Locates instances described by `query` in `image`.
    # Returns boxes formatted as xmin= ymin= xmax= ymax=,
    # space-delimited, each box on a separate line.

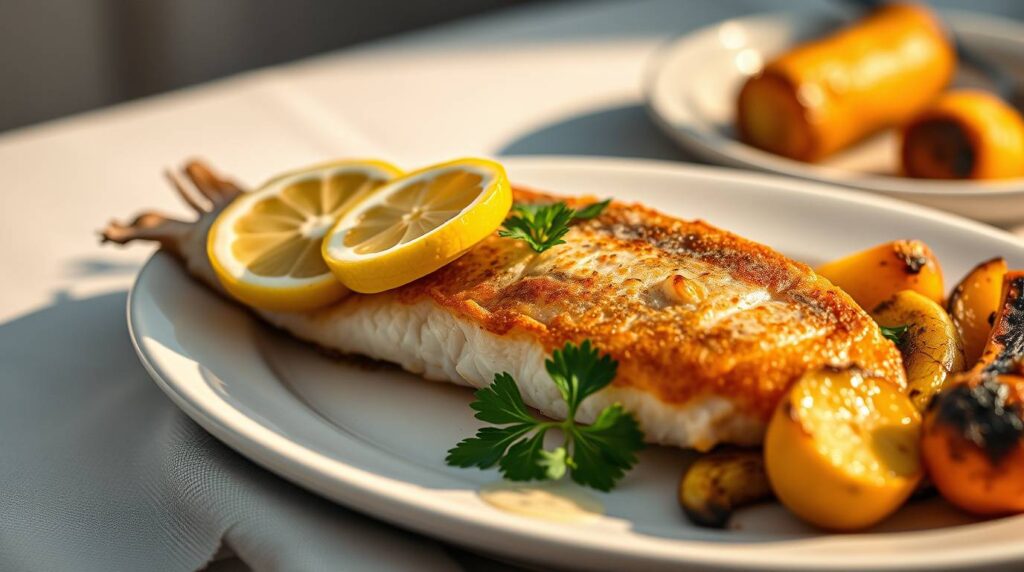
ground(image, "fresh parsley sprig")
xmin=879 ymin=324 xmax=909 ymax=345
xmin=499 ymin=199 xmax=610 ymax=253
xmin=446 ymin=340 xmax=644 ymax=491
xmin=572 ymin=199 xmax=611 ymax=220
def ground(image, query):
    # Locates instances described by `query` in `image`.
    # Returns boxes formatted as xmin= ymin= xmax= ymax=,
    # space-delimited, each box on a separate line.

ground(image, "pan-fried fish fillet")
xmin=104 ymin=163 xmax=905 ymax=451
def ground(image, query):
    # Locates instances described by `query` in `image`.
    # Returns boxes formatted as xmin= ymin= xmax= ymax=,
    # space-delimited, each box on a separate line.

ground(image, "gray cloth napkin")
xmin=0 ymin=291 xmax=459 ymax=572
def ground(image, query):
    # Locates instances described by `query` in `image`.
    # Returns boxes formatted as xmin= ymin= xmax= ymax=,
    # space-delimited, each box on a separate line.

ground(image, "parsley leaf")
xmin=445 ymin=424 xmax=535 ymax=470
xmin=445 ymin=341 xmax=645 ymax=491
xmin=570 ymin=405 xmax=644 ymax=491
xmin=500 ymin=430 xmax=552 ymax=481
xmin=446 ymin=372 xmax=549 ymax=472
xmin=470 ymin=372 xmax=536 ymax=425
xmin=546 ymin=339 xmax=617 ymax=417
xmin=880 ymin=324 xmax=909 ymax=345
xmin=572 ymin=198 xmax=611 ymax=220
xmin=499 ymin=199 xmax=610 ymax=253
xmin=538 ymin=447 xmax=568 ymax=480
xmin=499 ymin=202 xmax=575 ymax=253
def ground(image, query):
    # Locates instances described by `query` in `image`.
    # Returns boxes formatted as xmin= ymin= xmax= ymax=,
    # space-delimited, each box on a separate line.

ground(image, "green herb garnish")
xmin=571 ymin=198 xmax=611 ymax=220
xmin=880 ymin=324 xmax=909 ymax=345
xmin=445 ymin=340 xmax=644 ymax=491
xmin=499 ymin=199 xmax=610 ymax=253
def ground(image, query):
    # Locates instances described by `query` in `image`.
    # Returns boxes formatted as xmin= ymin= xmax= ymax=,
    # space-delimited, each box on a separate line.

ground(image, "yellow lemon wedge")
xmin=208 ymin=159 xmax=402 ymax=311
xmin=322 ymin=158 xmax=512 ymax=294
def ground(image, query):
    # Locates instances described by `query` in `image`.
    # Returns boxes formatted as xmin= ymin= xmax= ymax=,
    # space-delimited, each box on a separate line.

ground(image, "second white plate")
xmin=645 ymin=10 xmax=1024 ymax=224
xmin=130 ymin=157 xmax=1024 ymax=571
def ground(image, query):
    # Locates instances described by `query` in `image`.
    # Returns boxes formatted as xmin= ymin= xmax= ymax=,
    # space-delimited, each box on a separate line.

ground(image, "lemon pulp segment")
xmin=323 ymin=158 xmax=512 ymax=294
xmin=208 ymin=159 xmax=402 ymax=311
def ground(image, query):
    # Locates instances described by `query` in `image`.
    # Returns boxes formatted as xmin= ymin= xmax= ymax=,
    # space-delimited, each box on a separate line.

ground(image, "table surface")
xmin=2 ymin=0 xmax=1022 ymax=570
xmin=0 ymin=0 xmax=839 ymax=323
xmin=5 ymin=0 xmax=1024 ymax=320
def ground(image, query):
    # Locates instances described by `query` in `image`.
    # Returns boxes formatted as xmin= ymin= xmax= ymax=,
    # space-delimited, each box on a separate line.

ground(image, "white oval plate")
xmin=644 ymin=10 xmax=1024 ymax=224
xmin=130 ymin=157 xmax=1024 ymax=571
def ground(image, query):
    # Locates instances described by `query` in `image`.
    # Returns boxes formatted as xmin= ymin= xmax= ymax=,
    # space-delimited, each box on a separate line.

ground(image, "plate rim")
xmin=642 ymin=9 xmax=1024 ymax=198
xmin=128 ymin=156 xmax=1024 ymax=571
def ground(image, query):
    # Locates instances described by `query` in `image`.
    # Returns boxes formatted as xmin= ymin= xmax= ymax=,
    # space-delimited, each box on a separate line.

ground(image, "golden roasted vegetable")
xmin=923 ymin=272 xmax=1024 ymax=515
xmin=923 ymin=375 xmax=1024 ymax=516
xmin=949 ymin=257 xmax=1007 ymax=367
xmin=678 ymin=450 xmax=773 ymax=528
xmin=902 ymin=90 xmax=1024 ymax=180
xmin=817 ymin=240 xmax=944 ymax=311
xmin=765 ymin=367 xmax=922 ymax=530
xmin=872 ymin=290 xmax=965 ymax=411
xmin=737 ymin=3 xmax=954 ymax=161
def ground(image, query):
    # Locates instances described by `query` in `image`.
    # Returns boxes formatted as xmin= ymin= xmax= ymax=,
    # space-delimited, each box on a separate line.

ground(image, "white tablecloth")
xmin=2 ymin=1 xmax=1021 ymax=570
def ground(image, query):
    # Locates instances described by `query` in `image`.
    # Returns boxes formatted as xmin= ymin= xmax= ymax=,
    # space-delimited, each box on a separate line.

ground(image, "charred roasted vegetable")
xmin=872 ymin=290 xmax=965 ymax=411
xmin=923 ymin=271 xmax=1024 ymax=515
xmin=817 ymin=240 xmax=944 ymax=312
xmin=678 ymin=450 xmax=772 ymax=528
xmin=948 ymin=257 xmax=1007 ymax=367
xmin=902 ymin=90 xmax=1024 ymax=180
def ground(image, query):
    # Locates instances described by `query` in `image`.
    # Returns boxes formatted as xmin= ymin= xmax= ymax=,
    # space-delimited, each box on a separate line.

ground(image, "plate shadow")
xmin=497 ymin=103 xmax=697 ymax=162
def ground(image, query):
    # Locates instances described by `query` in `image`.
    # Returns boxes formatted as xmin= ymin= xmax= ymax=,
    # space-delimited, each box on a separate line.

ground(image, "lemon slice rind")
xmin=322 ymin=158 xmax=512 ymax=294
xmin=208 ymin=159 xmax=402 ymax=311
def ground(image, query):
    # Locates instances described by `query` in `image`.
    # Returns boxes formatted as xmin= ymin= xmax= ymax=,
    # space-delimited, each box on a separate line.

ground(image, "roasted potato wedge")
xmin=872 ymin=290 xmax=965 ymax=411
xmin=923 ymin=271 xmax=1024 ymax=515
xmin=765 ymin=367 xmax=922 ymax=530
xmin=923 ymin=376 xmax=1024 ymax=515
xmin=678 ymin=450 xmax=773 ymax=528
xmin=948 ymin=257 xmax=1007 ymax=367
xmin=817 ymin=240 xmax=944 ymax=311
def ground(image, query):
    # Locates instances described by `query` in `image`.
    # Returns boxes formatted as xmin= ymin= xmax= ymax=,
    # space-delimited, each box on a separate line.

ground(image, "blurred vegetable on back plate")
xmin=737 ymin=3 xmax=954 ymax=162
xmin=901 ymin=90 xmax=1024 ymax=180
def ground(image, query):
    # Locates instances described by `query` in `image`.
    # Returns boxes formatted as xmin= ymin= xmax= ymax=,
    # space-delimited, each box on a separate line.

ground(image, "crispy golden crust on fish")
xmin=396 ymin=187 xmax=906 ymax=422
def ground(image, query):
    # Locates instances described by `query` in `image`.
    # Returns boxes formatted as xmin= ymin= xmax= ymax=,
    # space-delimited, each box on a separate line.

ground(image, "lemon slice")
xmin=322 ymin=158 xmax=512 ymax=294
xmin=208 ymin=159 xmax=402 ymax=311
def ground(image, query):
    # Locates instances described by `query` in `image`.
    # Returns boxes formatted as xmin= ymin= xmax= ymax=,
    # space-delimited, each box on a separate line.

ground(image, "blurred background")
xmin=0 ymin=0 xmax=535 ymax=133
xmin=1 ymin=0 xmax=1021 ymax=134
